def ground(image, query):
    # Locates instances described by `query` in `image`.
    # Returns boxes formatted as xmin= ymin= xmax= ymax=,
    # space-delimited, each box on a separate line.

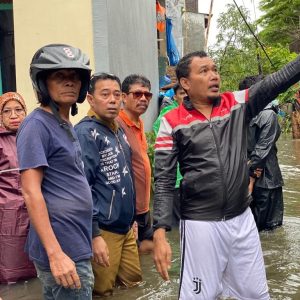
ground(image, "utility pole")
xmin=205 ymin=0 xmax=214 ymax=50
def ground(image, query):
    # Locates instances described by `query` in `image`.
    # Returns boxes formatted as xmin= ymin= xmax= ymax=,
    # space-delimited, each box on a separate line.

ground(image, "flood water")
xmin=1 ymin=136 xmax=300 ymax=300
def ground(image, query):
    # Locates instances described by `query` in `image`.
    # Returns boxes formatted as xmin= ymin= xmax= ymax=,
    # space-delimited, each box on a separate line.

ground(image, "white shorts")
xmin=179 ymin=208 xmax=270 ymax=300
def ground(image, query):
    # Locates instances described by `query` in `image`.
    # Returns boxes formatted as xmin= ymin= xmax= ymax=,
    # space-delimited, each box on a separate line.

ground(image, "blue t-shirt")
xmin=17 ymin=108 xmax=93 ymax=267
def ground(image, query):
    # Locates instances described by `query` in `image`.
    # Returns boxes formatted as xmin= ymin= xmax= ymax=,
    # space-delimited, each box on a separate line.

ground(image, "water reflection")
xmin=0 ymin=137 xmax=299 ymax=299
xmin=260 ymin=137 xmax=300 ymax=300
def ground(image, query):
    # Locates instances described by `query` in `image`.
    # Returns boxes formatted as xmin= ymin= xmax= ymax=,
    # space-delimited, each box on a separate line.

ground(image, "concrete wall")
xmin=185 ymin=0 xmax=198 ymax=13
xmin=183 ymin=12 xmax=205 ymax=55
xmin=13 ymin=0 xmax=158 ymax=130
xmin=13 ymin=0 xmax=95 ymax=124
xmin=92 ymin=0 xmax=159 ymax=130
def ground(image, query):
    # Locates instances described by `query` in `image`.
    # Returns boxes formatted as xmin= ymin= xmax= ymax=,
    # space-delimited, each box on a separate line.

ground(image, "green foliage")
xmin=277 ymin=85 xmax=299 ymax=105
xmin=258 ymin=0 xmax=300 ymax=46
xmin=278 ymin=114 xmax=292 ymax=134
xmin=145 ymin=131 xmax=156 ymax=193
xmin=256 ymin=0 xmax=300 ymax=105
xmin=145 ymin=131 xmax=155 ymax=169
xmin=261 ymin=45 xmax=298 ymax=104
xmin=261 ymin=45 xmax=298 ymax=73
xmin=208 ymin=4 xmax=298 ymax=105
xmin=209 ymin=4 xmax=260 ymax=92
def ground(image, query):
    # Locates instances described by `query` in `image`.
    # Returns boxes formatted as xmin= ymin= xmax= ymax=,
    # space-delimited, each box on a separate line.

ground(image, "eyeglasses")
xmin=128 ymin=91 xmax=153 ymax=101
xmin=2 ymin=108 xmax=25 ymax=117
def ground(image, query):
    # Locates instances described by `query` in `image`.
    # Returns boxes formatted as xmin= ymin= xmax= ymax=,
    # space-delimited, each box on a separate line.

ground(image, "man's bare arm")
xmin=21 ymin=168 xmax=81 ymax=289
xmin=153 ymin=228 xmax=172 ymax=281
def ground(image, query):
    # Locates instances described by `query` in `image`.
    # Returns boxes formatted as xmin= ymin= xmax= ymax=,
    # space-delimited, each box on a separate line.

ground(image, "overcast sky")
xmin=198 ymin=0 xmax=262 ymax=47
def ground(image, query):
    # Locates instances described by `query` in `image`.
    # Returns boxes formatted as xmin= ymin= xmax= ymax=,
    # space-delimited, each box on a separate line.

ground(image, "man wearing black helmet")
xmin=16 ymin=44 xmax=94 ymax=299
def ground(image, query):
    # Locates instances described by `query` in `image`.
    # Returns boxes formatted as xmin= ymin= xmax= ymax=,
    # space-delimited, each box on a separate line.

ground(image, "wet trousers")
xmin=92 ymin=228 xmax=142 ymax=296
xmin=251 ymin=186 xmax=283 ymax=231
xmin=35 ymin=260 xmax=94 ymax=300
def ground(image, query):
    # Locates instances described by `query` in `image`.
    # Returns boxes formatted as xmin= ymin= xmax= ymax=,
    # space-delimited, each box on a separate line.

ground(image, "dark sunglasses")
xmin=128 ymin=91 xmax=153 ymax=101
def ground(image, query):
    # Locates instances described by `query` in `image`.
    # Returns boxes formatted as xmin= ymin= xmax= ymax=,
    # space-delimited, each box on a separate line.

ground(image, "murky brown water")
xmin=1 ymin=137 xmax=300 ymax=300
xmin=260 ymin=137 xmax=300 ymax=300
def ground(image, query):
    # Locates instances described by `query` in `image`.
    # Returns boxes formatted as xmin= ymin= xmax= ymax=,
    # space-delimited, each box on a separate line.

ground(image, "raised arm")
xmin=247 ymin=55 xmax=300 ymax=120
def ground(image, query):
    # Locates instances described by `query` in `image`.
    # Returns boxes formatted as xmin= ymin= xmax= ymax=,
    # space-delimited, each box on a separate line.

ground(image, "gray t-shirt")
xmin=17 ymin=108 xmax=93 ymax=267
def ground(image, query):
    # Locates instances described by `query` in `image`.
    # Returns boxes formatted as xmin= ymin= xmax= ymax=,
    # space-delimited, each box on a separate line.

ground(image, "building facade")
xmin=9 ymin=0 xmax=159 ymax=129
xmin=1 ymin=0 xmax=207 ymax=129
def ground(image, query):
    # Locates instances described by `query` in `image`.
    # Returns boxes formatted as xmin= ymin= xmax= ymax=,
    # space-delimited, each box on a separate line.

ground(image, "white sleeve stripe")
xmin=157 ymin=116 xmax=173 ymax=138
xmin=232 ymin=90 xmax=247 ymax=104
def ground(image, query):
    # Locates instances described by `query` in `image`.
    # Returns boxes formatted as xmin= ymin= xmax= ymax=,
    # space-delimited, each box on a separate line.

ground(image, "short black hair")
xmin=122 ymin=74 xmax=151 ymax=94
xmin=238 ymin=74 xmax=264 ymax=90
xmin=89 ymin=72 xmax=121 ymax=94
xmin=173 ymin=83 xmax=183 ymax=94
xmin=176 ymin=51 xmax=208 ymax=81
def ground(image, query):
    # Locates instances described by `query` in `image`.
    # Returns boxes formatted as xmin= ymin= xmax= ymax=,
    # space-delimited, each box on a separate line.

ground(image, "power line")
xmin=232 ymin=0 xmax=276 ymax=71
xmin=205 ymin=0 xmax=214 ymax=50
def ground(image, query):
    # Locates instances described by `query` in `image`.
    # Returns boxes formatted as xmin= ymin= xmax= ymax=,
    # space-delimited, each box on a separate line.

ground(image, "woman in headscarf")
xmin=0 ymin=92 xmax=36 ymax=283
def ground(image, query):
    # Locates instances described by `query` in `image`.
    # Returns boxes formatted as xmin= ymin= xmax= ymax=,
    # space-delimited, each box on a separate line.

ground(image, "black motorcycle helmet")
xmin=30 ymin=44 xmax=91 ymax=106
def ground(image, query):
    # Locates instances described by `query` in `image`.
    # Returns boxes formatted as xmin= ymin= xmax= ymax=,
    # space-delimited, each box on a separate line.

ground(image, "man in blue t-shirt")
xmin=16 ymin=44 xmax=94 ymax=300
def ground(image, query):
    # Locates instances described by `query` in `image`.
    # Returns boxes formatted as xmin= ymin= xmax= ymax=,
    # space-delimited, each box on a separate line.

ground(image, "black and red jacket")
xmin=153 ymin=55 xmax=300 ymax=231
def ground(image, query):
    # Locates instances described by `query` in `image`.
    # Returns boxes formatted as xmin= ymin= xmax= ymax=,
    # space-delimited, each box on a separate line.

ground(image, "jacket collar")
xmin=87 ymin=109 xmax=119 ymax=132
xmin=0 ymin=126 xmax=15 ymax=136
xmin=119 ymin=109 xmax=143 ymax=129
xmin=183 ymin=96 xmax=221 ymax=111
